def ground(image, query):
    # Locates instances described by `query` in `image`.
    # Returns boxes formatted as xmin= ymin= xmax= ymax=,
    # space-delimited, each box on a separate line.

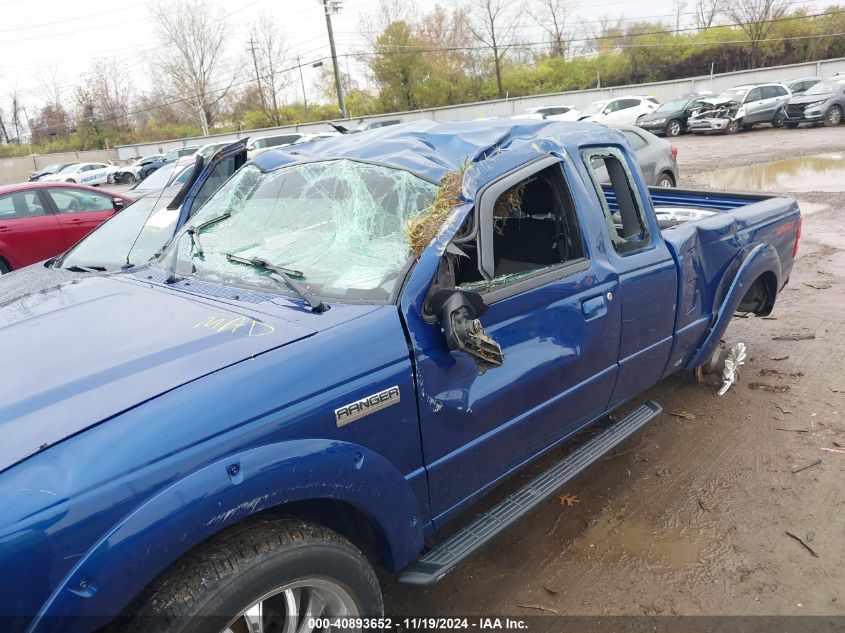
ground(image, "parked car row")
xmin=639 ymin=75 xmax=842 ymax=136
xmin=515 ymin=95 xmax=660 ymax=126
xmin=513 ymin=74 xmax=841 ymax=139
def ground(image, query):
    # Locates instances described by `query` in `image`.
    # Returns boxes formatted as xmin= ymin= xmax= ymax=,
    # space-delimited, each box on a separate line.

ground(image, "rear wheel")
xmin=656 ymin=172 xmax=676 ymax=188
xmin=825 ymin=105 xmax=842 ymax=127
xmin=121 ymin=519 xmax=383 ymax=633
xmin=665 ymin=119 xmax=682 ymax=137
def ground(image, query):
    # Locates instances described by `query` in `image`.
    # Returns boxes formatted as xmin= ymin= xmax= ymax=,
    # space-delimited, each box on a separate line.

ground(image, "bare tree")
xmin=530 ymin=0 xmax=570 ymax=58
xmin=151 ymin=0 xmax=230 ymax=135
xmin=37 ymin=63 xmax=66 ymax=111
xmin=469 ymin=0 xmax=522 ymax=98
xmin=359 ymin=0 xmax=417 ymax=48
xmin=723 ymin=0 xmax=792 ymax=67
xmin=247 ymin=12 xmax=290 ymax=126
xmin=695 ymin=0 xmax=723 ymax=28
xmin=673 ymin=0 xmax=688 ymax=30
xmin=82 ymin=58 xmax=135 ymax=133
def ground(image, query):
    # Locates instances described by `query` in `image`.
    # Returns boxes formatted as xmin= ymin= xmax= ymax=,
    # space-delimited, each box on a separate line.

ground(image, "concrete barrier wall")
xmin=0 ymin=149 xmax=118 ymax=186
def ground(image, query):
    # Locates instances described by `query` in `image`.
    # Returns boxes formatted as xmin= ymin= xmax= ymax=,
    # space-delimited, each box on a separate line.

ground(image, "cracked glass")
xmin=159 ymin=160 xmax=438 ymax=302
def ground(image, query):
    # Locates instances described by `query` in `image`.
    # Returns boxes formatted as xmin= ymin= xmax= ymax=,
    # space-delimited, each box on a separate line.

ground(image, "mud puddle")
xmin=567 ymin=516 xmax=705 ymax=568
xmin=708 ymin=153 xmax=845 ymax=193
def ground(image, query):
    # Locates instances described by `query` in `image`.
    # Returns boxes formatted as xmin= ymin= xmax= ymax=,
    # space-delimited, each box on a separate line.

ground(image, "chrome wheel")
xmin=666 ymin=120 xmax=681 ymax=137
xmin=222 ymin=578 xmax=358 ymax=633
xmin=826 ymin=106 xmax=842 ymax=127
xmin=657 ymin=175 xmax=675 ymax=188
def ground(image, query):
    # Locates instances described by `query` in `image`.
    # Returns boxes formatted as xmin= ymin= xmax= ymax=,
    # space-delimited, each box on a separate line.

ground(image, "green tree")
xmin=370 ymin=21 xmax=432 ymax=110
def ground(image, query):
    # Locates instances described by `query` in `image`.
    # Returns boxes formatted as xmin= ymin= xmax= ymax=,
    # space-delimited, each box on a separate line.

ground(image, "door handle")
xmin=582 ymin=295 xmax=608 ymax=320
xmin=69 ymin=218 xmax=83 ymax=224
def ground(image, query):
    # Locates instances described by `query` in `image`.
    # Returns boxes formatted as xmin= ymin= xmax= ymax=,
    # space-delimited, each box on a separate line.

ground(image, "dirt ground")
xmin=383 ymin=126 xmax=845 ymax=621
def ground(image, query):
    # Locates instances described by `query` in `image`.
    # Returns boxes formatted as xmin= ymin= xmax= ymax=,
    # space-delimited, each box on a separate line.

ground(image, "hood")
xmin=0 ymin=261 xmax=83 ymax=305
xmin=699 ymin=96 xmax=737 ymax=107
xmin=0 ymin=275 xmax=319 ymax=472
xmin=788 ymin=92 xmax=835 ymax=105
xmin=639 ymin=108 xmax=680 ymax=121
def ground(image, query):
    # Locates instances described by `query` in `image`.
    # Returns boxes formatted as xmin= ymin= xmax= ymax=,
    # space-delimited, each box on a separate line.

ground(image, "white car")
xmin=579 ymin=96 xmax=659 ymax=125
xmin=512 ymin=104 xmax=581 ymax=121
xmin=247 ymin=133 xmax=305 ymax=160
xmin=174 ymin=141 xmax=232 ymax=169
xmin=40 ymin=162 xmax=120 ymax=186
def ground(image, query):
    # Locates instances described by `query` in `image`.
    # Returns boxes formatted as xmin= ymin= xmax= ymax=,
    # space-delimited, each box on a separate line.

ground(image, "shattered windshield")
xmin=157 ymin=160 xmax=438 ymax=302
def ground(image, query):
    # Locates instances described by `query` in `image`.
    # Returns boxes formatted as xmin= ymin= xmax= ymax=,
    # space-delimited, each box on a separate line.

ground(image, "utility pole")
xmin=320 ymin=0 xmax=347 ymax=119
xmin=248 ymin=37 xmax=269 ymax=116
xmin=296 ymin=55 xmax=308 ymax=110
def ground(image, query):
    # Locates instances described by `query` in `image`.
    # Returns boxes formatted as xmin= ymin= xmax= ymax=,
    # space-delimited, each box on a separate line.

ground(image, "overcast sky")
xmin=0 ymin=0 xmax=831 ymax=115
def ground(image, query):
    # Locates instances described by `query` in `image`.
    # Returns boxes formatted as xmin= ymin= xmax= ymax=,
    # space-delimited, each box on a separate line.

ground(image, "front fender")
xmin=34 ymin=439 xmax=424 ymax=631
xmin=687 ymin=243 xmax=781 ymax=370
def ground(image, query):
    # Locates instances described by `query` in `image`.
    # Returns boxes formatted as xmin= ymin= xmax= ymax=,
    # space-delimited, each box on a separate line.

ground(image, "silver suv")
xmin=688 ymin=82 xmax=791 ymax=134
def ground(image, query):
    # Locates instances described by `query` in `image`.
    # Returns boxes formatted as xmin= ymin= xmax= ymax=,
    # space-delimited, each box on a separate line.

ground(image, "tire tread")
xmin=120 ymin=518 xmax=380 ymax=633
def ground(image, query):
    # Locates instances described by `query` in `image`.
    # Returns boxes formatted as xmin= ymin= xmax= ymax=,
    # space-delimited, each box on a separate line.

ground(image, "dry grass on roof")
xmin=406 ymin=164 xmax=467 ymax=259
xmin=405 ymin=160 xmax=528 ymax=258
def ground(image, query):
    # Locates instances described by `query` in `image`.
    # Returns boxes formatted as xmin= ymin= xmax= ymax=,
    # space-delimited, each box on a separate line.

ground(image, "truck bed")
xmin=603 ymin=184 xmax=801 ymax=373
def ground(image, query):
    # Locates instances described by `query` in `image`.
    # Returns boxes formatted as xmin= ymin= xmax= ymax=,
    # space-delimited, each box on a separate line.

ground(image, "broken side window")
xmin=582 ymin=147 xmax=651 ymax=254
xmin=452 ymin=162 xmax=587 ymax=294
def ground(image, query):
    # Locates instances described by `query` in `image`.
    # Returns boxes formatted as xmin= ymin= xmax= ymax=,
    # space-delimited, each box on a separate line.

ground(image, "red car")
xmin=0 ymin=182 xmax=133 ymax=274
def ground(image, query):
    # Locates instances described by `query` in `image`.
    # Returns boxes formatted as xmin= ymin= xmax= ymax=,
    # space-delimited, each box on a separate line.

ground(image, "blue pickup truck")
xmin=0 ymin=121 xmax=800 ymax=632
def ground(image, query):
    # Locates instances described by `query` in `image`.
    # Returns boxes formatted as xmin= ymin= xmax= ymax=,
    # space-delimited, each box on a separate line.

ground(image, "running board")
xmin=398 ymin=401 xmax=663 ymax=586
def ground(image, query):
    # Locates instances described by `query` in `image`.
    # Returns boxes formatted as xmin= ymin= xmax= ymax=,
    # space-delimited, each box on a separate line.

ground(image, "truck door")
xmin=580 ymin=146 xmax=677 ymax=407
xmin=404 ymin=156 xmax=621 ymax=526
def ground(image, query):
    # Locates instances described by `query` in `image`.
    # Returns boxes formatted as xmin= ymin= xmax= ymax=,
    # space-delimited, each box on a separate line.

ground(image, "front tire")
xmin=772 ymin=109 xmax=786 ymax=128
xmin=121 ymin=519 xmax=383 ymax=633
xmin=665 ymin=119 xmax=682 ymax=137
xmin=725 ymin=118 xmax=741 ymax=135
xmin=65 ymin=178 xmax=76 ymax=183
xmin=825 ymin=105 xmax=842 ymax=127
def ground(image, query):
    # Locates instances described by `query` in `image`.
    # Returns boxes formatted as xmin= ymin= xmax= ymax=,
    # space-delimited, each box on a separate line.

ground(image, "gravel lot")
xmin=384 ymin=126 xmax=845 ymax=620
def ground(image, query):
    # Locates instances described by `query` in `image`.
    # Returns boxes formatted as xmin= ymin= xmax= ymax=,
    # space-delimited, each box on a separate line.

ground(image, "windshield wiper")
xmin=163 ymin=212 xmax=233 ymax=283
xmin=189 ymin=211 xmax=231 ymax=257
xmin=225 ymin=253 xmax=328 ymax=313
xmin=64 ymin=264 xmax=107 ymax=273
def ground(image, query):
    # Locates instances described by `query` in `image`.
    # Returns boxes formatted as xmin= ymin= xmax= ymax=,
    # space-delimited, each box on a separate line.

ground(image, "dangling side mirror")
xmin=428 ymin=288 xmax=504 ymax=369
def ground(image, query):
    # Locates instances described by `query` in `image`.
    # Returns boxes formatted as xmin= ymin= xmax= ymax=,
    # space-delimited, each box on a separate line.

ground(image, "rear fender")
xmin=687 ymin=243 xmax=781 ymax=370
xmin=35 ymin=439 xmax=424 ymax=628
